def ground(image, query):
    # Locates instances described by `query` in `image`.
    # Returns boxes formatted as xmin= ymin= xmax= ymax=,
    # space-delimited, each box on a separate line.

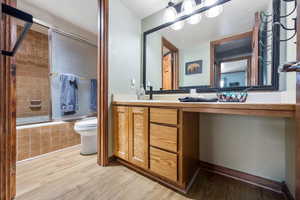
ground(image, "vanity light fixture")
xmin=181 ymin=0 xmax=197 ymax=15
xmin=164 ymin=1 xmax=177 ymax=23
xmin=187 ymin=13 xmax=202 ymax=24
xmin=182 ymin=0 xmax=202 ymax=25
xmin=204 ymin=0 xmax=218 ymax=7
xmin=205 ymin=5 xmax=223 ymax=18
xmin=164 ymin=0 xmax=226 ymax=31
xmin=171 ymin=20 xmax=185 ymax=30
xmin=204 ymin=0 xmax=223 ymax=18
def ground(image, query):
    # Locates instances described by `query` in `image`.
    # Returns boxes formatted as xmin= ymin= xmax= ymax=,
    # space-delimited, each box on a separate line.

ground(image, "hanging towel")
xmin=60 ymin=74 xmax=79 ymax=115
xmin=90 ymin=79 xmax=97 ymax=112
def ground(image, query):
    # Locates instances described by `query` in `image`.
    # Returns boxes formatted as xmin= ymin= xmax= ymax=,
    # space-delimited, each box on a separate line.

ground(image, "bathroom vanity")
xmin=111 ymin=0 xmax=299 ymax=196
xmin=113 ymin=100 xmax=295 ymax=193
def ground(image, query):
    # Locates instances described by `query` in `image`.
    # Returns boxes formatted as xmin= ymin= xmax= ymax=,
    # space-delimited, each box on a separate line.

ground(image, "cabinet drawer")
xmin=150 ymin=124 xmax=177 ymax=152
xmin=150 ymin=147 xmax=177 ymax=182
xmin=150 ymin=108 xmax=178 ymax=125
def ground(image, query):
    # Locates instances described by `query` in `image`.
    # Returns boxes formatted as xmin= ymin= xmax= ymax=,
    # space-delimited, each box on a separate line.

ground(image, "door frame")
xmin=0 ymin=0 xmax=17 ymax=199
xmin=0 ymin=0 xmax=110 ymax=199
xmin=97 ymin=0 xmax=109 ymax=167
xmin=210 ymin=31 xmax=254 ymax=87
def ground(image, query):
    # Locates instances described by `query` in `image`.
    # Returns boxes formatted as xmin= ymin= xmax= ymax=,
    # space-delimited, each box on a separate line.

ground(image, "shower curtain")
xmin=49 ymin=29 xmax=97 ymax=120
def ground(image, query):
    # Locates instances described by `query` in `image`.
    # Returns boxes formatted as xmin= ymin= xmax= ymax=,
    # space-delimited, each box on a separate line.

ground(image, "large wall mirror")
xmin=143 ymin=0 xmax=286 ymax=93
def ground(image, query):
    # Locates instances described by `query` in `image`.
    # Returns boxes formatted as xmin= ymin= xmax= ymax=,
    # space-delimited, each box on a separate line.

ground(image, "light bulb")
xmin=187 ymin=13 xmax=202 ymax=24
xmin=171 ymin=21 xmax=185 ymax=30
xmin=204 ymin=0 xmax=218 ymax=7
xmin=181 ymin=0 xmax=196 ymax=15
xmin=164 ymin=6 xmax=177 ymax=23
xmin=206 ymin=5 xmax=223 ymax=18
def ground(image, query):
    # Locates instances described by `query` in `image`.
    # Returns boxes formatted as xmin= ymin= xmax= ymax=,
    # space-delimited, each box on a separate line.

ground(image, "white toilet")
xmin=74 ymin=117 xmax=98 ymax=155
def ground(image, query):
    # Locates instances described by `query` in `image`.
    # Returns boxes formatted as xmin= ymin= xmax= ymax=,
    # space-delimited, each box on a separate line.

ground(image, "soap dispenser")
xmin=189 ymin=89 xmax=198 ymax=97
xmin=136 ymin=84 xmax=145 ymax=100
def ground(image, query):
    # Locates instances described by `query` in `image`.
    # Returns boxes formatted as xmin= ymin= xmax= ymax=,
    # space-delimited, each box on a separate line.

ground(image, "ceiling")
xmin=22 ymin=0 xmax=98 ymax=35
xmin=21 ymin=0 xmax=272 ymax=42
xmin=120 ymin=0 xmax=172 ymax=19
xmin=21 ymin=0 xmax=169 ymax=35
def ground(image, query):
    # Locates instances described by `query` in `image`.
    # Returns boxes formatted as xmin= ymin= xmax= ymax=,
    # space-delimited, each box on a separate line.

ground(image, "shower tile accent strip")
xmin=17 ymin=122 xmax=80 ymax=161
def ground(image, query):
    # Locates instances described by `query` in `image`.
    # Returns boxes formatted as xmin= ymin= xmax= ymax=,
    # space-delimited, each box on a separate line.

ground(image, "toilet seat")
xmin=74 ymin=117 xmax=97 ymax=132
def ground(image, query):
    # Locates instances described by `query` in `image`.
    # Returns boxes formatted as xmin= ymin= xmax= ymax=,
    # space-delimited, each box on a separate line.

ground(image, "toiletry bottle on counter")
xmin=190 ymin=89 xmax=198 ymax=97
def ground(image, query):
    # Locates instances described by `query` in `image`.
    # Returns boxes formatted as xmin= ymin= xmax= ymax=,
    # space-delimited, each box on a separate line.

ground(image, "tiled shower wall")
xmin=16 ymin=26 xmax=50 ymax=118
xmin=17 ymin=122 xmax=80 ymax=161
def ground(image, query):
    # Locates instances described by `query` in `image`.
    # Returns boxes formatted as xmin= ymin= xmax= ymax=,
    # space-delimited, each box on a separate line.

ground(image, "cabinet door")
xmin=128 ymin=107 xmax=149 ymax=169
xmin=114 ymin=106 xmax=129 ymax=161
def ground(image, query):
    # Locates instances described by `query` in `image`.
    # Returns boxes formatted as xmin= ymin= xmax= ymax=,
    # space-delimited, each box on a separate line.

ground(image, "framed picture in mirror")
xmin=185 ymin=60 xmax=203 ymax=75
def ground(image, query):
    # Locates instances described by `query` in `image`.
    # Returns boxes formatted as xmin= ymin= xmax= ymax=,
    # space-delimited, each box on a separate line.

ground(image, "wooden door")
xmin=113 ymin=106 xmax=129 ymax=161
xmin=0 ymin=0 xmax=17 ymax=200
xmin=163 ymin=53 xmax=172 ymax=90
xmin=161 ymin=37 xmax=179 ymax=90
xmin=128 ymin=107 xmax=149 ymax=169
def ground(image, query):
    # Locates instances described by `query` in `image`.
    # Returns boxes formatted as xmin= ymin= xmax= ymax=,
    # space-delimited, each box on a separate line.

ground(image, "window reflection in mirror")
xmin=219 ymin=58 xmax=250 ymax=88
xmin=211 ymin=32 xmax=254 ymax=88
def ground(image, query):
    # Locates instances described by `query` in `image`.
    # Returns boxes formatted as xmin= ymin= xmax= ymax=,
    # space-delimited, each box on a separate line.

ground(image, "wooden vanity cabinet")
xmin=113 ymin=106 xmax=130 ymax=161
xmin=128 ymin=107 xmax=149 ymax=169
xmin=113 ymin=106 xmax=149 ymax=169
xmin=113 ymin=105 xmax=200 ymax=193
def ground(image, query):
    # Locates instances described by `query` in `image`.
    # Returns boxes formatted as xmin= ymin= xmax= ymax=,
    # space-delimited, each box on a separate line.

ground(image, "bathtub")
xmin=17 ymin=115 xmax=51 ymax=126
xmin=17 ymin=120 xmax=80 ymax=161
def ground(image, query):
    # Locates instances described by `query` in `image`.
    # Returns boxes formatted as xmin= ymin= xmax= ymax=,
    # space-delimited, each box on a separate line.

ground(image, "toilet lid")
xmin=75 ymin=117 xmax=98 ymax=130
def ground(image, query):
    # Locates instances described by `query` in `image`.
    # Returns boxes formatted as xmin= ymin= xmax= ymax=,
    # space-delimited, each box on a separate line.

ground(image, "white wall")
xmin=146 ymin=34 xmax=211 ymax=88
xmin=108 ymin=0 xmax=142 ymax=155
xmin=283 ymin=2 xmax=297 ymax=198
xmin=285 ymin=119 xmax=296 ymax=197
xmin=146 ymin=32 xmax=162 ymax=90
xmin=200 ymin=114 xmax=286 ymax=181
xmin=179 ymin=43 xmax=211 ymax=87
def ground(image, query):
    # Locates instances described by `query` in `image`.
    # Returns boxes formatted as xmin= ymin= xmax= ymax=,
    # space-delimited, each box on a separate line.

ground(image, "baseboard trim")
xmin=108 ymin=156 xmax=117 ymax=163
xmin=109 ymin=157 xmax=295 ymax=198
xmin=199 ymin=161 xmax=283 ymax=193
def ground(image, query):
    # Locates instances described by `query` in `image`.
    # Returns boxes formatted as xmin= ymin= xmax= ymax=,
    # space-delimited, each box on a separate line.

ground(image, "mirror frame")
xmin=143 ymin=0 xmax=281 ymax=94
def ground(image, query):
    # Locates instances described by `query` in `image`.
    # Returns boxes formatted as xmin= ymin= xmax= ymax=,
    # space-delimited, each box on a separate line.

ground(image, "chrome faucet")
xmin=149 ymin=86 xmax=153 ymax=100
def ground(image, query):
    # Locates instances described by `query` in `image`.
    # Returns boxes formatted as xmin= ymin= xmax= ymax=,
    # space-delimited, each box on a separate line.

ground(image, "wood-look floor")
xmin=16 ymin=146 xmax=285 ymax=200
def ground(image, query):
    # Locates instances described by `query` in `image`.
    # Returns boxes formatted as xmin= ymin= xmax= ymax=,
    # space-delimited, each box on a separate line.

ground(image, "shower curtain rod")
xmin=33 ymin=18 xmax=97 ymax=47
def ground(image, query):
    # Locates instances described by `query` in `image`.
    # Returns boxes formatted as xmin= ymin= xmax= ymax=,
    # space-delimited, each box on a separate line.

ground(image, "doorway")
xmin=161 ymin=37 xmax=179 ymax=90
xmin=0 ymin=0 xmax=109 ymax=199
